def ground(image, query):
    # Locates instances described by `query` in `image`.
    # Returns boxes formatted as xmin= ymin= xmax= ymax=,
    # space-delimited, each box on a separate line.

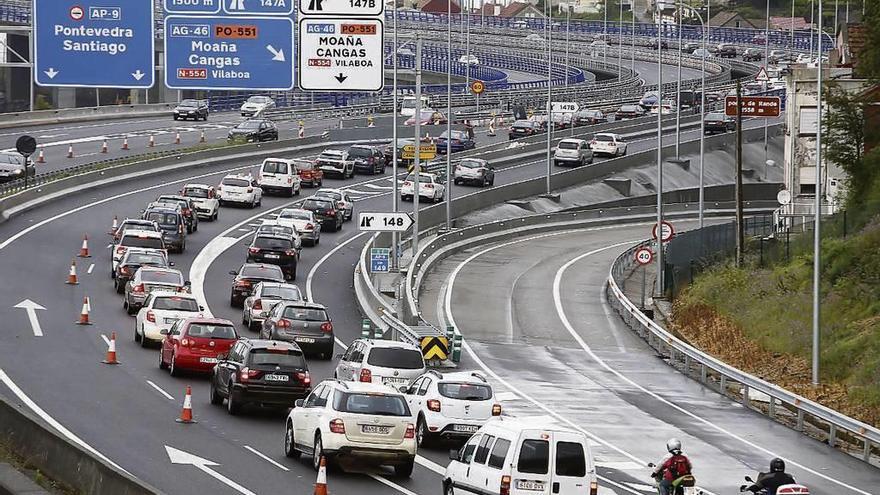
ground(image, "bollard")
xmin=451 ymin=330 xmax=462 ymax=363
xmin=446 ymin=325 xmax=454 ymax=344
xmin=373 ymin=325 xmax=383 ymax=339
xmin=361 ymin=319 xmax=371 ymax=339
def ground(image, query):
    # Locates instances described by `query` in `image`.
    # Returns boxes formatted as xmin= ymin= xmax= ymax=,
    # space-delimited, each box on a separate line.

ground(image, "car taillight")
xmin=119 ymin=266 xmax=130 ymax=275
xmin=359 ymin=368 xmax=372 ymax=383
xmin=178 ymin=224 xmax=184 ymax=234
xmin=247 ymin=187 xmax=253 ymax=193
xmin=500 ymin=475 xmax=511 ymax=495
xmin=116 ymin=246 xmax=126 ymax=254
xmin=305 ymin=223 xmax=314 ymax=230
xmin=183 ymin=208 xmax=191 ymax=215
xmin=327 ymin=209 xmax=336 ymax=217
xmin=404 ymin=423 xmax=415 ymax=439
xmin=320 ymin=322 xmax=333 ymax=333
xmin=276 ymin=319 xmax=290 ymax=328
xmin=252 ymin=299 xmax=262 ymax=310
xmin=297 ymin=371 xmax=311 ymax=385
xmin=424 ymin=183 xmax=434 ymax=189
xmin=492 ymin=403 xmax=502 ymax=416
xmin=427 ymin=399 xmax=441 ymax=412
xmin=180 ymin=338 xmax=191 ymax=347
xmin=235 ymin=279 xmax=251 ymax=287
xmin=590 ymin=481 xmax=598 ymax=495
xmin=284 ymin=249 xmax=297 ymax=256
xmin=248 ymin=247 xmax=260 ymax=254
xmin=329 ymin=419 xmax=346 ymax=434
xmin=240 ymin=367 xmax=260 ymax=382
xmin=133 ymin=283 xmax=144 ymax=293
xmin=146 ymin=311 xmax=156 ymax=323
xmin=403 ymin=181 xmax=412 ymax=187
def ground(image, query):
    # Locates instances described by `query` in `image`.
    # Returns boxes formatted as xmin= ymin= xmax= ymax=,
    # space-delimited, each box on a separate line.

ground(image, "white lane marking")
xmin=553 ymin=248 xmax=872 ymax=494
xmin=87 ymin=263 xmax=95 ymax=274
xmin=304 ymin=232 xmax=369 ymax=303
xmin=600 ymin=477 xmax=650 ymax=494
xmin=364 ymin=183 xmax=393 ymax=190
xmin=190 ymin=235 xmax=249 ymax=317
xmin=165 ymin=446 xmax=257 ymax=495
xmin=494 ymin=391 xmax=518 ymax=402
xmin=243 ymin=446 xmax=289 ymax=471
xmin=146 ymin=380 xmax=175 ymax=401
xmin=13 ymin=299 xmax=46 ymax=337
xmin=101 ymin=334 xmax=111 ymax=346
xmin=0 ymin=369 xmax=132 ymax=475
xmin=368 ymin=474 xmax=421 ymax=495
xmin=599 ymin=282 xmax=628 ymax=353
xmin=236 ymin=228 xmax=251 ymax=232
xmin=414 ymin=456 xmax=446 ymax=475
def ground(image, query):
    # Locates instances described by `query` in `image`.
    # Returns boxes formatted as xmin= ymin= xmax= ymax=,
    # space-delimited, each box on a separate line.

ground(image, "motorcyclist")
xmin=652 ymin=438 xmax=693 ymax=495
xmin=740 ymin=458 xmax=796 ymax=495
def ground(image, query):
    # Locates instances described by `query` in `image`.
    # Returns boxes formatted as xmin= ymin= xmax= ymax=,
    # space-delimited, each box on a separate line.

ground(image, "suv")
xmin=135 ymin=291 xmax=203 ymax=346
xmin=403 ymin=370 xmax=501 ymax=446
xmin=314 ymin=188 xmax=353 ymax=222
xmin=589 ymin=133 xmax=627 ymax=157
xmin=301 ymin=197 xmax=343 ymax=232
xmin=155 ymin=194 xmax=199 ymax=233
xmin=114 ymin=247 xmax=171 ymax=293
xmin=714 ymin=43 xmax=737 ymax=58
xmin=123 ymin=266 xmax=188 ymax=315
xmin=142 ymin=206 xmax=187 ymax=253
xmin=742 ymin=48 xmax=764 ymax=62
xmin=173 ymin=99 xmax=208 ymax=121
xmin=261 ymin=301 xmax=335 ymax=359
xmin=229 ymin=263 xmax=286 ymax=307
xmin=284 ymin=380 xmax=417 ymax=477
xmin=240 ymin=95 xmax=276 ymax=117
xmin=293 ymin=159 xmax=323 ymax=187
xmin=227 ymin=119 xmax=278 ymax=143
xmin=180 ymin=184 xmax=220 ymax=221
xmin=217 ymin=174 xmax=262 ymax=208
xmin=258 ymin=158 xmax=302 ymax=197
xmin=401 ymin=172 xmax=446 ymax=203
xmin=247 ymin=234 xmax=299 ymax=280
xmin=348 ymin=145 xmax=386 ymax=175
xmin=210 ymin=339 xmax=311 ymax=415
xmin=553 ymin=139 xmax=593 ymax=167
xmin=316 ymin=149 xmax=354 ymax=179
xmin=242 ymin=281 xmax=303 ymax=332
xmin=704 ymin=112 xmax=736 ymax=134
xmin=453 ymin=158 xmax=495 ymax=187
xmin=276 ymin=208 xmax=321 ymax=246
xmin=334 ymin=339 xmax=426 ymax=389
xmin=112 ymin=229 xmax=166 ymax=273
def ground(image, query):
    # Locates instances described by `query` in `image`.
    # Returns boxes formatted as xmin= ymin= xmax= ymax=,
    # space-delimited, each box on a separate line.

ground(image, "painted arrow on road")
xmin=266 ymin=45 xmax=285 ymax=62
xmin=165 ymin=446 xmax=256 ymax=495
xmin=13 ymin=299 xmax=46 ymax=337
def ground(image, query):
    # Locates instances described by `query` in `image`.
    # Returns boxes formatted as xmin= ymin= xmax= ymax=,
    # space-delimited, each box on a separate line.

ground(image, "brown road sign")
xmin=725 ymin=96 xmax=781 ymax=117
xmin=402 ymin=143 xmax=437 ymax=160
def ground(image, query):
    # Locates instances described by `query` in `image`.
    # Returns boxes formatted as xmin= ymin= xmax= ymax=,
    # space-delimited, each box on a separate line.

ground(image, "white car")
xmin=240 ymin=95 xmax=275 ymax=117
xmin=334 ymin=339 xmax=426 ymax=389
xmin=217 ymin=174 xmax=262 ymax=208
xmin=242 ymin=281 xmax=303 ymax=332
xmin=589 ymin=133 xmax=628 ymax=157
xmin=111 ymin=229 xmax=166 ymax=273
xmin=315 ymin=149 xmax=354 ymax=179
xmin=400 ymin=95 xmax=432 ymax=117
xmin=453 ymin=158 xmax=495 ymax=187
xmin=314 ymin=188 xmax=354 ymax=222
xmin=284 ymin=380 xmax=417 ymax=477
xmin=180 ymin=183 xmax=220 ymax=221
xmin=277 ymin=208 xmax=321 ymax=246
xmin=401 ymin=172 xmax=446 ymax=202
xmin=553 ymin=138 xmax=593 ymax=167
xmin=458 ymin=54 xmax=480 ymax=65
xmin=650 ymin=101 xmax=675 ymax=114
xmin=258 ymin=158 xmax=302 ymax=197
xmin=403 ymin=370 xmax=501 ymax=447
xmin=134 ymin=291 xmax=203 ymax=346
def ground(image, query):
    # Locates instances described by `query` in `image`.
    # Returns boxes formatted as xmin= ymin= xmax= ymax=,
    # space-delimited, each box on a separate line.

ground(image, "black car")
xmin=210 ymin=339 xmax=312 ymax=415
xmin=681 ymin=42 xmax=700 ymax=53
xmin=704 ymin=112 xmax=736 ymax=134
xmin=301 ymin=197 xmax=342 ymax=232
xmin=227 ymin=119 xmax=278 ymax=143
xmin=260 ymin=301 xmax=335 ymax=359
xmin=348 ymin=145 xmax=386 ymax=174
xmin=114 ymin=248 xmax=171 ymax=293
xmin=142 ymin=207 xmax=187 ymax=253
xmin=615 ymin=104 xmax=646 ymax=120
xmin=574 ymin=109 xmax=607 ymax=126
xmin=742 ymin=48 xmax=764 ymax=62
xmin=247 ymin=234 xmax=299 ymax=281
xmin=714 ymin=44 xmax=737 ymax=58
xmin=649 ymin=38 xmax=668 ymax=50
xmin=173 ymin=99 xmax=209 ymax=121
xmin=155 ymin=195 xmax=199 ymax=233
xmin=508 ymin=120 xmax=542 ymax=140
xmin=229 ymin=263 xmax=286 ymax=307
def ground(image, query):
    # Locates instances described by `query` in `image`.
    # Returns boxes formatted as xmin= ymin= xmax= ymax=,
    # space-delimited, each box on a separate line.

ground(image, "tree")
xmin=822 ymin=82 xmax=866 ymax=179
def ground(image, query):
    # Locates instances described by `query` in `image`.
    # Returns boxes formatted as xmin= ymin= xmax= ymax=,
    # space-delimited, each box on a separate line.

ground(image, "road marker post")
xmin=121 ymin=138 xmax=130 ymax=150
xmin=314 ymin=456 xmax=328 ymax=495
xmin=66 ymin=145 xmax=74 ymax=159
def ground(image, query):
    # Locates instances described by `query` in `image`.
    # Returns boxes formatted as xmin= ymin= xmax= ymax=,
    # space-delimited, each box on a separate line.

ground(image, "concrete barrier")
xmin=0 ymin=103 xmax=179 ymax=130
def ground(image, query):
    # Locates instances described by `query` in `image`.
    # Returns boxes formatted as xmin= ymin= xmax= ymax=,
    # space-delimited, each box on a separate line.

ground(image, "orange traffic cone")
xmin=148 ymin=135 xmax=155 ymax=147
xmin=77 ymin=234 xmax=91 ymax=258
xmin=175 ymin=132 xmax=181 ymax=145
xmin=36 ymin=148 xmax=45 ymax=163
xmin=66 ymin=259 xmax=79 ymax=285
xmin=176 ymin=386 xmax=197 ymax=423
xmin=76 ymin=296 xmax=91 ymax=325
xmin=102 ymin=332 xmax=120 ymax=364
xmin=100 ymin=140 xmax=108 ymax=153
xmin=67 ymin=145 xmax=74 ymax=158
xmin=314 ymin=456 xmax=328 ymax=495
xmin=121 ymin=138 xmax=129 ymax=150
xmin=108 ymin=215 xmax=118 ymax=235
xmin=199 ymin=130 xmax=206 ymax=143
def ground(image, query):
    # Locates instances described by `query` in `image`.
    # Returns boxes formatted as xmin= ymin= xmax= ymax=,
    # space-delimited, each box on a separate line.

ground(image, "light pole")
xmin=413 ymin=35 xmax=423 ymax=256
xmin=764 ymin=0 xmax=770 ymax=164
xmin=546 ymin=0 xmax=553 ymax=195
xmin=392 ymin=0 xmax=400 ymax=270
xmin=603 ymin=0 xmax=608 ymax=62
xmin=812 ymin=0 xmax=824 ymax=386
xmin=465 ymin=0 xmax=471 ymax=90
xmin=631 ymin=2 xmax=635 ymax=72
xmin=675 ymin=6 xmax=682 ymax=157
xmin=566 ymin=7 xmax=571 ymax=90
xmin=655 ymin=10 xmax=664 ymax=297
xmin=618 ymin=0 xmax=623 ymax=79
xmin=446 ymin=0 xmax=453 ymax=231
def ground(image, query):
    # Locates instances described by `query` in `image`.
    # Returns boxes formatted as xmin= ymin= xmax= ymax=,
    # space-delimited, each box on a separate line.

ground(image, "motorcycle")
xmin=740 ymin=475 xmax=811 ymax=495
xmin=647 ymin=463 xmax=698 ymax=495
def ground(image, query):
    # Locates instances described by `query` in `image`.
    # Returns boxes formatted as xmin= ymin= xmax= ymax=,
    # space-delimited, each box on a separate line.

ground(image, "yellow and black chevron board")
xmin=420 ymin=336 xmax=449 ymax=360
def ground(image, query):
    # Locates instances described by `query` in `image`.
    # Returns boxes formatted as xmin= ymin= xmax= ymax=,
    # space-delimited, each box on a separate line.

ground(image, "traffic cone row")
xmin=176 ymin=385 xmax=197 ymax=423
xmin=102 ymin=332 xmax=120 ymax=364
xmin=148 ymin=135 xmax=155 ymax=147
xmin=199 ymin=130 xmax=206 ymax=143
xmin=100 ymin=140 xmax=108 ymax=153
xmin=77 ymin=234 xmax=91 ymax=258
xmin=175 ymin=132 xmax=181 ymax=145
xmin=66 ymin=259 xmax=79 ymax=285
xmin=108 ymin=215 xmax=118 ymax=235
xmin=67 ymin=145 xmax=74 ymax=159
xmin=121 ymin=138 xmax=129 ymax=151
xmin=76 ymin=296 xmax=91 ymax=325
xmin=36 ymin=148 xmax=45 ymax=163
xmin=314 ymin=456 xmax=328 ymax=495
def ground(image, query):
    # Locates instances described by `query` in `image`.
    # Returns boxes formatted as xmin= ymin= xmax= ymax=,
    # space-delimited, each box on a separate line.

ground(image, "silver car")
xmin=334 ymin=339 xmax=426 ymax=389
xmin=276 ymin=208 xmax=321 ymax=246
xmin=553 ymin=138 xmax=594 ymax=167
xmin=123 ymin=267 xmax=188 ymax=315
xmin=453 ymin=158 xmax=495 ymax=187
xmin=242 ymin=282 xmax=304 ymax=332
xmin=314 ymin=188 xmax=354 ymax=221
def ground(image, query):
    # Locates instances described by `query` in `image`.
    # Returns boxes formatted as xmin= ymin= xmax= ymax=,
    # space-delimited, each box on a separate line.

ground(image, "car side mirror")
xmin=229 ymin=270 xmax=237 ymax=276
xmin=744 ymin=476 xmax=754 ymax=483
xmin=449 ymin=449 xmax=461 ymax=461
xmin=169 ymin=261 xmax=176 ymax=267
xmin=160 ymin=329 xmax=169 ymax=335
xmin=335 ymin=353 xmax=344 ymax=359
xmin=398 ymin=386 xmax=409 ymax=394
xmin=184 ymin=281 xmax=192 ymax=287
xmin=199 ymin=305 xmax=205 ymax=311
xmin=295 ymin=399 xmax=304 ymax=408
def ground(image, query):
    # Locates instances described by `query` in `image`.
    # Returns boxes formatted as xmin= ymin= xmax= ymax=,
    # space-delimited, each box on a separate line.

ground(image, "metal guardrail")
xmin=606 ymin=243 xmax=880 ymax=464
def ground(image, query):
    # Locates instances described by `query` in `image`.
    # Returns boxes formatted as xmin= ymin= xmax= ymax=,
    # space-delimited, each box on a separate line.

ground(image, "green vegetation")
xmin=0 ymin=439 xmax=78 ymax=495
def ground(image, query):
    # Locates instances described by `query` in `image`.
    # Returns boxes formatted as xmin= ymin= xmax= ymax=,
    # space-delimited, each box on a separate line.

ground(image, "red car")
xmin=293 ymin=159 xmax=324 ymax=187
xmin=159 ymin=317 xmax=239 ymax=376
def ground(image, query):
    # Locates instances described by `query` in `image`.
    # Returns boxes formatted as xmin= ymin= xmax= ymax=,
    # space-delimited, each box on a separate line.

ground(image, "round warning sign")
xmin=635 ymin=247 xmax=654 ymax=265
xmin=652 ymin=221 xmax=675 ymax=242
xmin=471 ymin=80 xmax=485 ymax=95
xmin=69 ymin=5 xmax=84 ymax=21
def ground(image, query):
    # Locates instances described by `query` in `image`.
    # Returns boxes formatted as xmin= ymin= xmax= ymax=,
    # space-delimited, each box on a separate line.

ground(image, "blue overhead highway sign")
xmin=164 ymin=0 xmax=222 ymax=15
xmin=164 ymin=0 xmax=292 ymax=16
xmin=164 ymin=15 xmax=294 ymax=90
xmin=33 ymin=0 xmax=155 ymax=88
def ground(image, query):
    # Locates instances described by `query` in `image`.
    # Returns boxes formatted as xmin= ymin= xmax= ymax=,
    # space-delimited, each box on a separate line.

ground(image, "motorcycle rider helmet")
xmin=666 ymin=438 xmax=682 ymax=454
xmin=770 ymin=458 xmax=785 ymax=473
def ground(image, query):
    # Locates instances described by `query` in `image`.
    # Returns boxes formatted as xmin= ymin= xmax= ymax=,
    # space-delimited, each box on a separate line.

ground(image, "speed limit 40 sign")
xmin=635 ymin=248 xmax=654 ymax=265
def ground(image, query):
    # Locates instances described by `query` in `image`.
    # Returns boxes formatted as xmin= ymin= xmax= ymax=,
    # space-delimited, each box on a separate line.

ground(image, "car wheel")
xmin=115 ymin=279 xmax=124 ymax=294
xmin=588 ymin=157 xmax=594 ymax=164
xmin=169 ymin=353 xmax=179 ymax=377
xmin=284 ymin=422 xmax=301 ymax=459
xmin=394 ymin=459 xmax=415 ymax=478
xmin=173 ymin=115 xmax=178 ymax=121
xmin=445 ymin=481 xmax=455 ymax=495
xmin=139 ymin=327 xmax=149 ymax=348
xmin=209 ymin=378 xmax=223 ymax=405
xmin=335 ymin=221 xmax=342 ymax=232
xmin=248 ymin=320 xmax=261 ymax=333
xmin=314 ymin=237 xmax=320 ymax=246
xmin=158 ymin=349 xmax=168 ymax=370
xmin=313 ymin=434 xmax=324 ymax=471
xmin=416 ymin=416 xmax=429 ymax=447
xmin=227 ymin=384 xmax=241 ymax=415
xmin=256 ymin=196 xmax=262 ymax=207
xmin=242 ymin=310 xmax=248 ymax=325
xmin=125 ymin=298 xmax=137 ymax=316
xmin=290 ymin=265 xmax=297 ymax=281
xmin=294 ymin=186 xmax=301 ymax=196
xmin=212 ymin=210 xmax=219 ymax=221
xmin=134 ymin=322 xmax=141 ymax=342
xmin=489 ymin=177 xmax=495 ymax=186
xmin=553 ymin=160 xmax=559 ymax=167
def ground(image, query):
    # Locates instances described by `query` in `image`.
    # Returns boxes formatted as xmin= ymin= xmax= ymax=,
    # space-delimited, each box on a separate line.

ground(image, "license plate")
xmin=199 ymin=357 xmax=218 ymax=364
xmin=165 ymin=318 xmax=179 ymax=324
xmin=382 ymin=377 xmax=407 ymax=386
xmin=452 ymin=424 xmax=479 ymax=433
xmin=264 ymin=253 xmax=280 ymax=259
xmin=264 ymin=374 xmax=289 ymax=382
xmin=515 ymin=480 xmax=545 ymax=491
xmin=361 ymin=425 xmax=391 ymax=434
xmin=295 ymin=337 xmax=316 ymax=344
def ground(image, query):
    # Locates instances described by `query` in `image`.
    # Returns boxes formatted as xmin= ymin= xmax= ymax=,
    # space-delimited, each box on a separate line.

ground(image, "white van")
xmin=443 ymin=417 xmax=598 ymax=495
xmin=400 ymin=95 xmax=432 ymax=117
xmin=257 ymin=158 xmax=302 ymax=197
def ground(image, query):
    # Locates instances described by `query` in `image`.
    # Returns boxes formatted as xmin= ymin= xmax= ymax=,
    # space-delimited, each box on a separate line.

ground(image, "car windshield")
xmin=348 ymin=147 xmax=373 ymax=158
xmin=438 ymin=383 xmax=493 ymax=401
xmin=121 ymin=236 xmax=163 ymax=249
xmin=281 ymin=306 xmax=328 ymax=321
xmin=303 ymin=199 xmax=333 ymax=210
xmin=253 ymin=237 xmax=292 ymax=250
xmin=249 ymin=348 xmax=305 ymax=367
xmin=295 ymin=161 xmax=315 ymax=171
xmin=279 ymin=209 xmax=311 ymax=221
xmin=120 ymin=221 xmax=154 ymax=232
xmin=145 ymin=212 xmax=180 ymax=227
xmin=706 ymin=113 xmax=726 ymax=120
xmin=240 ymin=265 xmax=284 ymax=279
xmin=237 ymin=121 xmax=262 ymax=130
xmin=619 ymin=105 xmax=639 ymax=112
xmin=262 ymin=160 xmax=289 ymax=174
xmin=125 ymin=252 xmax=165 ymax=265
xmin=318 ymin=152 xmax=342 ymax=160
xmin=459 ymin=160 xmax=484 ymax=169
xmin=257 ymin=225 xmax=294 ymax=237
xmin=512 ymin=120 xmax=533 ymax=128
xmin=153 ymin=296 xmax=199 ymax=311
xmin=179 ymin=99 xmax=199 ymax=107
xmin=367 ymin=348 xmax=424 ymax=369
xmin=440 ymin=130 xmax=465 ymax=139
xmin=222 ymin=178 xmax=250 ymax=187
xmin=141 ymin=270 xmax=183 ymax=285
xmin=333 ymin=392 xmax=411 ymax=417
xmin=183 ymin=187 xmax=209 ymax=198
xmin=405 ymin=174 xmax=434 ymax=183
xmin=247 ymin=96 xmax=270 ymax=104
xmin=261 ymin=286 xmax=302 ymax=300
xmin=594 ymin=135 xmax=614 ymax=142
xmin=186 ymin=323 xmax=236 ymax=339
xmin=558 ymin=141 xmax=580 ymax=150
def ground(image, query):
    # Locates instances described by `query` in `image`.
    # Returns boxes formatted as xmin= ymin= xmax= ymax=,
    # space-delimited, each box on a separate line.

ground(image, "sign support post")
xmin=412 ymin=35 xmax=422 ymax=257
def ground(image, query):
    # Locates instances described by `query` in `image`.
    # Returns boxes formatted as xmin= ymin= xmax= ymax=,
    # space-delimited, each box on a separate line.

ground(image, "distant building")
xmin=836 ymin=23 xmax=868 ymax=76
xmin=708 ymin=11 xmax=761 ymax=29
xmin=499 ymin=1 xmax=544 ymax=18
xmin=418 ymin=0 xmax=460 ymax=13
xmin=770 ymin=16 xmax=809 ymax=31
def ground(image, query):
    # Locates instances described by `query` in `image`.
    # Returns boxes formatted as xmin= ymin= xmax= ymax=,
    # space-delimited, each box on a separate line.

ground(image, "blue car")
xmin=435 ymin=129 xmax=475 ymax=154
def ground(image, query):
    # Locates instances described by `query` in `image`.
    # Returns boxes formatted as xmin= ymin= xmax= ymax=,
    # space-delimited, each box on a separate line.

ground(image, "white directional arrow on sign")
xmin=14 ymin=299 xmax=46 ymax=337
xmin=131 ymin=70 xmax=145 ymax=81
xmin=44 ymin=68 xmax=59 ymax=79
xmin=358 ymin=212 xmax=414 ymax=232
xmin=165 ymin=446 xmax=256 ymax=495
xmin=266 ymin=45 xmax=286 ymax=62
